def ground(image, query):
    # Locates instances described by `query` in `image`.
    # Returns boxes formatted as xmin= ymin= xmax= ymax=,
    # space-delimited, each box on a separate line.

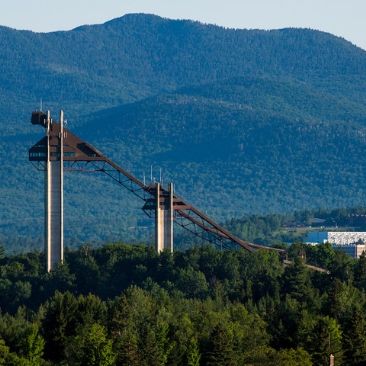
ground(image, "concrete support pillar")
xmin=155 ymin=182 xmax=174 ymax=253
xmin=45 ymin=111 xmax=64 ymax=271
xmin=165 ymin=182 xmax=174 ymax=252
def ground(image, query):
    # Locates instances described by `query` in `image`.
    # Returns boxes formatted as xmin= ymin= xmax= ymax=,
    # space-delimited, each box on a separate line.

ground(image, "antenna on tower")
xmin=40 ymin=98 xmax=43 ymax=112
xmin=150 ymin=165 xmax=153 ymax=183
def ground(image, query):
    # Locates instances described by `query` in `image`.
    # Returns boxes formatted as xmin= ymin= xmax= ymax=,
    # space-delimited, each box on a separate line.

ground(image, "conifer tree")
xmin=186 ymin=337 xmax=201 ymax=366
xmin=204 ymin=323 xmax=238 ymax=366
xmin=343 ymin=308 xmax=366 ymax=365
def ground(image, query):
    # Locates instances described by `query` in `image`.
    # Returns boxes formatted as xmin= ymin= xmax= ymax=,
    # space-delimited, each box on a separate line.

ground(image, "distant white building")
xmin=305 ymin=231 xmax=366 ymax=258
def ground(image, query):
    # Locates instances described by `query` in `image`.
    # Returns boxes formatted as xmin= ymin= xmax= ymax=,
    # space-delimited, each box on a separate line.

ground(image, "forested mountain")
xmin=1 ymin=13 xmax=366 ymax=135
xmin=81 ymin=75 xmax=366 ymax=213
xmin=2 ymin=14 xmax=366 ymax=250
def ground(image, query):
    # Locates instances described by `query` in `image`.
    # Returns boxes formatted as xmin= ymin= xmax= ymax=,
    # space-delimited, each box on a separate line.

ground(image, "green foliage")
xmin=342 ymin=308 xmax=366 ymax=365
xmin=0 ymin=311 xmax=44 ymax=366
xmin=306 ymin=316 xmax=343 ymax=366
xmin=186 ymin=337 xmax=200 ymax=366
xmin=65 ymin=323 xmax=116 ymax=366
xmin=271 ymin=348 xmax=312 ymax=366
xmin=1 ymin=242 xmax=366 ymax=364
xmin=204 ymin=322 xmax=238 ymax=366
xmin=282 ymin=258 xmax=317 ymax=306
xmin=176 ymin=266 xmax=209 ymax=298
xmin=0 ymin=339 xmax=9 ymax=366
xmin=111 ymin=287 xmax=173 ymax=366
xmin=41 ymin=291 xmax=107 ymax=361
xmin=354 ymin=252 xmax=366 ymax=290
xmin=0 ymin=342 xmax=32 ymax=366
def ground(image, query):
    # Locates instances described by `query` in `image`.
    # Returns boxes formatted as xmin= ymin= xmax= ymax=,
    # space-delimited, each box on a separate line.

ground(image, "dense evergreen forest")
xmin=1 ymin=242 xmax=366 ymax=365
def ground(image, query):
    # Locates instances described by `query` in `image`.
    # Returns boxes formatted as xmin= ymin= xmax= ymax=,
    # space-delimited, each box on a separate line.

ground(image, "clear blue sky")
xmin=1 ymin=0 xmax=365 ymax=49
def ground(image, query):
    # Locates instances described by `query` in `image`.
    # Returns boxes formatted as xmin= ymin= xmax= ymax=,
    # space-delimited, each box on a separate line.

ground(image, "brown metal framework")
xmin=29 ymin=111 xmax=285 ymax=255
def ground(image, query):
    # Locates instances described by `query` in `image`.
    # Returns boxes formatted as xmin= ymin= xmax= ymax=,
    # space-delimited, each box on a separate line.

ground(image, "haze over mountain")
xmin=1 ymin=13 xmax=366 ymax=250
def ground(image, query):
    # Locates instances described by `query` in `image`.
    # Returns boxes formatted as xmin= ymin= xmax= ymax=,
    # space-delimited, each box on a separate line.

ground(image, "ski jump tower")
xmin=30 ymin=111 xmax=64 ymax=272
xmin=29 ymin=110 xmax=282 ymax=272
xmin=29 ymin=110 xmax=175 ymax=271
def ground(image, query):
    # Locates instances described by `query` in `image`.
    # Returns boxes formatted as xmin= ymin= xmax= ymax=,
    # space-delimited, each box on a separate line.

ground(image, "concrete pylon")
xmin=45 ymin=111 xmax=64 ymax=271
xmin=155 ymin=182 xmax=174 ymax=253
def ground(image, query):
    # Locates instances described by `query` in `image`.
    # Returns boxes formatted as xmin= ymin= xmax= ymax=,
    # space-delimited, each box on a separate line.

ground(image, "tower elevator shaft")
xmin=30 ymin=110 xmax=64 ymax=271
xmin=45 ymin=158 xmax=64 ymax=271
xmin=155 ymin=182 xmax=174 ymax=253
xmin=45 ymin=111 xmax=64 ymax=272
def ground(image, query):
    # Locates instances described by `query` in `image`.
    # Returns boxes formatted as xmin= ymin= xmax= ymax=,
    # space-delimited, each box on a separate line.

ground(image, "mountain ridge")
xmin=3 ymin=12 xmax=364 ymax=55
xmin=0 ymin=13 xmax=365 ymax=117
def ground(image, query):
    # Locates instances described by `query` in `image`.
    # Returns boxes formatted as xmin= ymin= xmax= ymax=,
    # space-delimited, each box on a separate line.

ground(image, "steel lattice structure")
xmin=29 ymin=111 xmax=285 ymax=254
xmin=30 ymin=110 xmax=330 ymax=274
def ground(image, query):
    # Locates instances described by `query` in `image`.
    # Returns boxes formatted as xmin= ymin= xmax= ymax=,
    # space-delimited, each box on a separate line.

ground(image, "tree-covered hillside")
xmin=226 ymin=207 xmax=366 ymax=247
xmin=1 ymin=13 xmax=366 ymax=135
xmin=2 ymin=14 xmax=366 ymax=250
xmin=76 ymin=77 xmax=366 ymax=236
xmin=1 ymin=243 xmax=366 ymax=365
